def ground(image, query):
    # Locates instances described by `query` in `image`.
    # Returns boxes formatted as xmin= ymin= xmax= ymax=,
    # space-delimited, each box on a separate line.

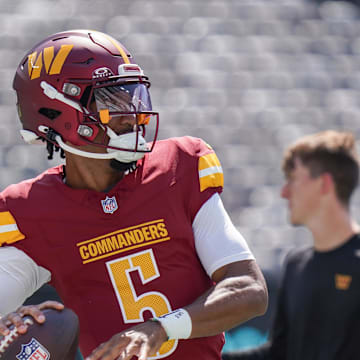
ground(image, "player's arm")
xmin=0 ymin=246 xmax=63 ymax=335
xmin=222 ymin=269 xmax=290 ymax=360
xmin=174 ymin=143 xmax=267 ymax=338
xmin=185 ymin=258 xmax=267 ymax=338
xmin=183 ymin=193 xmax=267 ymax=337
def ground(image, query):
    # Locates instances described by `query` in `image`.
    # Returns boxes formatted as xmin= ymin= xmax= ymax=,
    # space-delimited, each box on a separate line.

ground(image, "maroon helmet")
xmin=13 ymin=29 xmax=159 ymax=162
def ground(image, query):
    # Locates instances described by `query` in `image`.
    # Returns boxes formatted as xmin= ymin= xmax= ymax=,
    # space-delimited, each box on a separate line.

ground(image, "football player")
xmin=0 ymin=30 xmax=268 ymax=360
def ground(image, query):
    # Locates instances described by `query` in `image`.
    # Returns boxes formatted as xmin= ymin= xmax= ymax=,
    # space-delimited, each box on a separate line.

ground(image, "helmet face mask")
xmin=70 ymin=75 xmax=158 ymax=153
xmin=13 ymin=30 xmax=159 ymax=161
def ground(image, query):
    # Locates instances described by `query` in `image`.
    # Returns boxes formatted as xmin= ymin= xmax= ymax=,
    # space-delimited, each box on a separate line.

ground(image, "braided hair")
xmin=44 ymin=139 xmax=65 ymax=160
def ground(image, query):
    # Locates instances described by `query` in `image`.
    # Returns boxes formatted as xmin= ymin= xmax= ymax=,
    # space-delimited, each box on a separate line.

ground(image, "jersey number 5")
xmin=106 ymin=249 xmax=177 ymax=359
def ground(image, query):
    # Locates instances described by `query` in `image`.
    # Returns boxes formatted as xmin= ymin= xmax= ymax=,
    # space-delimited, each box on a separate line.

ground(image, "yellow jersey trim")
xmin=198 ymin=153 xmax=224 ymax=192
xmin=0 ymin=211 xmax=25 ymax=246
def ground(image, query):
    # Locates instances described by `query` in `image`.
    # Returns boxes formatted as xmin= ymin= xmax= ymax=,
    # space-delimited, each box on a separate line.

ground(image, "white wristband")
xmin=155 ymin=309 xmax=192 ymax=340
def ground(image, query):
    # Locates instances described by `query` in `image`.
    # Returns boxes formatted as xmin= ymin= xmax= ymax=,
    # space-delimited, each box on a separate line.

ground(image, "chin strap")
xmin=21 ymin=125 xmax=149 ymax=162
xmin=54 ymin=132 xmax=146 ymax=162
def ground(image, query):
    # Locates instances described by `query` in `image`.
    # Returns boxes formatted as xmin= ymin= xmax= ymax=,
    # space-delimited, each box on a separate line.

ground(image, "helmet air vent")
xmin=52 ymin=36 xmax=69 ymax=42
xmin=72 ymin=57 xmax=95 ymax=65
xmin=39 ymin=107 xmax=61 ymax=120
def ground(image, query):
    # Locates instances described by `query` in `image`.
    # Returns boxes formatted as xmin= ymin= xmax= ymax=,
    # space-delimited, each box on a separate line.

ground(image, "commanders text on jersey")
xmin=77 ymin=219 xmax=169 ymax=264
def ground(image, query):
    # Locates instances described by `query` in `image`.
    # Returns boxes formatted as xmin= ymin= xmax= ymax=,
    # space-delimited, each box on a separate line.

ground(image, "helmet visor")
xmin=85 ymin=81 xmax=159 ymax=152
xmin=94 ymin=83 xmax=152 ymax=118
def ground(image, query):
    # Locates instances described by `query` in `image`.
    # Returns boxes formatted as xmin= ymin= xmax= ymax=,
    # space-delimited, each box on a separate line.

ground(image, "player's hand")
xmin=86 ymin=320 xmax=168 ymax=360
xmin=0 ymin=300 xmax=64 ymax=336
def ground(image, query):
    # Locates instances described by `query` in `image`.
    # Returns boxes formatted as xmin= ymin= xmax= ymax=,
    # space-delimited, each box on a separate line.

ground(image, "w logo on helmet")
xmin=28 ymin=44 xmax=74 ymax=80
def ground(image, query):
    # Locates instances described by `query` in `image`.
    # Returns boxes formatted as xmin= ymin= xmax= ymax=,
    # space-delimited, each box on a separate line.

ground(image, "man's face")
xmin=281 ymin=158 xmax=323 ymax=226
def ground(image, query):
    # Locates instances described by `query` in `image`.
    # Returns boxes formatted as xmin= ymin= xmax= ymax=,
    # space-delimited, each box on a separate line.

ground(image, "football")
xmin=0 ymin=308 xmax=79 ymax=360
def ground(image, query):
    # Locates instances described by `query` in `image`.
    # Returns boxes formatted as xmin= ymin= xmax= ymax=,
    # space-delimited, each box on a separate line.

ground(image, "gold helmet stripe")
xmin=101 ymin=33 xmax=131 ymax=64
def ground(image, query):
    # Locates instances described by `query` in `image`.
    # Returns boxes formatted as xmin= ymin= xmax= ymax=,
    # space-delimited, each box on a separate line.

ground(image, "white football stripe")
xmin=0 ymin=224 xmax=18 ymax=234
xmin=199 ymin=165 xmax=223 ymax=179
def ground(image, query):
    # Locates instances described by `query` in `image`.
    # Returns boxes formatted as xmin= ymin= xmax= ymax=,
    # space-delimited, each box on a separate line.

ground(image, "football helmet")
xmin=13 ymin=29 xmax=159 ymax=163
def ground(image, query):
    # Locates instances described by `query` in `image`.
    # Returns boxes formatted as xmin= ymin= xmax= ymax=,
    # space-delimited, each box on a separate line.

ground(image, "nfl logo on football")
xmin=16 ymin=338 xmax=50 ymax=360
xmin=101 ymin=196 xmax=118 ymax=214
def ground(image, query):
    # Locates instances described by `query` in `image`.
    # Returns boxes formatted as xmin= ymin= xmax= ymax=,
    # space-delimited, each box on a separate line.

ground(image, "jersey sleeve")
xmin=0 ymin=194 xmax=25 ymax=246
xmin=0 ymin=246 xmax=51 ymax=316
xmin=174 ymin=137 xmax=224 ymax=222
xmin=198 ymin=148 xmax=224 ymax=193
xmin=191 ymin=138 xmax=224 ymax=222
xmin=193 ymin=193 xmax=254 ymax=277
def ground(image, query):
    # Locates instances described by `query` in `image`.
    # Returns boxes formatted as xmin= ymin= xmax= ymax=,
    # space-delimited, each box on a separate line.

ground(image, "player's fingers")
xmin=101 ymin=345 xmax=131 ymax=360
xmin=17 ymin=306 xmax=46 ymax=326
xmin=4 ymin=312 xmax=28 ymax=334
xmin=116 ymin=347 xmax=133 ymax=360
xmin=37 ymin=300 xmax=65 ymax=311
xmin=119 ymin=341 xmax=144 ymax=360
xmin=137 ymin=343 xmax=151 ymax=360
xmin=86 ymin=341 xmax=119 ymax=360
xmin=86 ymin=335 xmax=131 ymax=360
xmin=0 ymin=319 xmax=10 ymax=336
xmin=17 ymin=301 xmax=63 ymax=323
xmin=17 ymin=306 xmax=44 ymax=324
xmin=85 ymin=348 xmax=101 ymax=359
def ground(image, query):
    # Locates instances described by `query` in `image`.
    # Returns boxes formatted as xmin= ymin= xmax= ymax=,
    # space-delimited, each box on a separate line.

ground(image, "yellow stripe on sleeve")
xmin=0 ymin=211 xmax=25 ymax=246
xmin=198 ymin=153 xmax=224 ymax=192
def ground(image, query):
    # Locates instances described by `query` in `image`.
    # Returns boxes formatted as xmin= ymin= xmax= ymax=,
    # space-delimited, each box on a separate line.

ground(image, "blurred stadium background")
xmin=2 ymin=0 xmax=360 ymax=354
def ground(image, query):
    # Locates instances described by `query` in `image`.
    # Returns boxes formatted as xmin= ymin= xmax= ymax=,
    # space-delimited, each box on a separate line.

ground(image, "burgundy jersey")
xmin=0 ymin=136 xmax=226 ymax=359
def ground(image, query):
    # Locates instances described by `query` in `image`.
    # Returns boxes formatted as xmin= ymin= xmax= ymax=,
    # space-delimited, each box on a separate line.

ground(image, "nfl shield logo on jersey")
xmin=16 ymin=338 xmax=50 ymax=360
xmin=101 ymin=196 xmax=118 ymax=214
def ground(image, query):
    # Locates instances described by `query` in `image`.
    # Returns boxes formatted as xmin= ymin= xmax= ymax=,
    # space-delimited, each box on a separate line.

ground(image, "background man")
xmin=223 ymin=130 xmax=360 ymax=360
